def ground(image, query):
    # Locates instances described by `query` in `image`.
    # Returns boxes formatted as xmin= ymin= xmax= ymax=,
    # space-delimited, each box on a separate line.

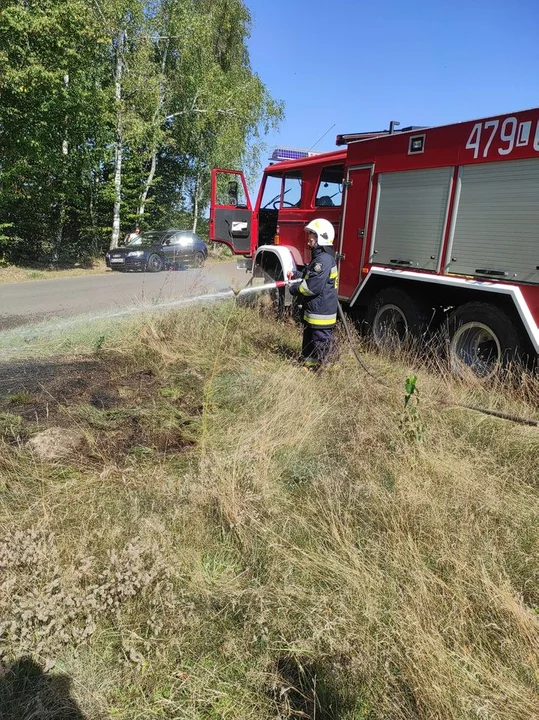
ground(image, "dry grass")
xmin=0 ymin=260 xmax=109 ymax=284
xmin=0 ymin=302 xmax=537 ymax=719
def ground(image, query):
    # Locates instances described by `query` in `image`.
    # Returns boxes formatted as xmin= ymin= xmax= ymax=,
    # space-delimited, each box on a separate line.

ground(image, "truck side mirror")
xmin=227 ymin=180 xmax=238 ymax=207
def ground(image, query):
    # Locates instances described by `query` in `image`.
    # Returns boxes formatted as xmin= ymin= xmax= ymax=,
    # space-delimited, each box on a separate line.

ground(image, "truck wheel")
xmin=447 ymin=302 xmax=522 ymax=378
xmin=146 ymin=254 xmax=163 ymax=272
xmin=269 ymin=277 xmax=285 ymax=317
xmin=258 ymin=256 xmax=285 ymax=316
xmin=366 ymin=288 xmax=429 ymax=349
xmin=290 ymin=295 xmax=303 ymax=324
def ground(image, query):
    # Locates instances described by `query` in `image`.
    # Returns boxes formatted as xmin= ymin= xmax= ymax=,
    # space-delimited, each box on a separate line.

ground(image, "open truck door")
xmin=210 ymin=169 xmax=253 ymax=254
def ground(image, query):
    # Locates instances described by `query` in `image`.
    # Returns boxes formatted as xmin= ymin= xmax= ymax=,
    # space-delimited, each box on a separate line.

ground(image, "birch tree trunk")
xmin=137 ymin=149 xmax=157 ymax=219
xmin=192 ymin=169 xmax=201 ymax=233
xmin=110 ymin=30 xmax=124 ymax=250
xmin=52 ymin=72 xmax=70 ymax=263
xmin=137 ymin=40 xmax=168 ymax=220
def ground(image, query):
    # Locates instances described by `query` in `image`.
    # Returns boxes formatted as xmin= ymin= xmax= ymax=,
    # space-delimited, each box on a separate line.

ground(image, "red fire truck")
xmin=210 ymin=108 xmax=539 ymax=377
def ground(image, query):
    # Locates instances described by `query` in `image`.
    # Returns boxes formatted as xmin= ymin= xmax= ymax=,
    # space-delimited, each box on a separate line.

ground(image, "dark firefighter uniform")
xmin=289 ymin=245 xmax=339 ymax=368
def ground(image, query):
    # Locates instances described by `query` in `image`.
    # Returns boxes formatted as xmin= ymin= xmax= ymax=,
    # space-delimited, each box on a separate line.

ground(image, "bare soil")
xmin=0 ymin=355 xmax=199 ymax=460
xmin=0 ymin=357 xmax=116 ymax=406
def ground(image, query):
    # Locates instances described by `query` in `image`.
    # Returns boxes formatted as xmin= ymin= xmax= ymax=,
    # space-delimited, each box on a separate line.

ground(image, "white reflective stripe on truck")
xmin=352 ymin=266 xmax=539 ymax=353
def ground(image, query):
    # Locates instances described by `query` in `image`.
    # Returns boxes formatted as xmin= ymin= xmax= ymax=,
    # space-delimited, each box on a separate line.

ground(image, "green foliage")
xmin=0 ymin=0 xmax=112 ymax=263
xmin=5 ymin=391 xmax=35 ymax=405
xmin=404 ymin=374 xmax=418 ymax=403
xmin=0 ymin=0 xmax=282 ymax=264
xmin=93 ymin=334 xmax=107 ymax=353
xmin=0 ymin=412 xmax=25 ymax=440
xmin=400 ymin=374 xmax=426 ymax=442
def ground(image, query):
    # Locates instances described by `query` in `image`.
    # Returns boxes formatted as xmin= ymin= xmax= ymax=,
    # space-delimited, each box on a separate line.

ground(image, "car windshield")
xmin=126 ymin=232 xmax=163 ymax=247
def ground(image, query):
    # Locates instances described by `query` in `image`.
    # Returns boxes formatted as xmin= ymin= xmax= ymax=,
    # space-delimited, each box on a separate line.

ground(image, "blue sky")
xmin=246 ymin=0 xmax=539 ymax=156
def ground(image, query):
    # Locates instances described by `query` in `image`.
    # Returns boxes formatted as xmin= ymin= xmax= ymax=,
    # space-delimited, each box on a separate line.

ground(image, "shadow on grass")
xmin=271 ymin=655 xmax=350 ymax=720
xmin=0 ymin=657 xmax=86 ymax=720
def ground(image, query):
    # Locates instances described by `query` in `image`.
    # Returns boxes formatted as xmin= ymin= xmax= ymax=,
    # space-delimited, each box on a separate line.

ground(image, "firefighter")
xmin=287 ymin=218 xmax=339 ymax=369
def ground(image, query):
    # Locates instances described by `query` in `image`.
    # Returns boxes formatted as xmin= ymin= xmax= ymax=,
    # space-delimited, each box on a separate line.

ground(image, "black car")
xmin=105 ymin=230 xmax=208 ymax=272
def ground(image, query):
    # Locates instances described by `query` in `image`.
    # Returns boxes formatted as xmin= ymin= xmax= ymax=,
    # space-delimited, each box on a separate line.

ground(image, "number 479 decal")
xmin=466 ymin=116 xmax=539 ymax=159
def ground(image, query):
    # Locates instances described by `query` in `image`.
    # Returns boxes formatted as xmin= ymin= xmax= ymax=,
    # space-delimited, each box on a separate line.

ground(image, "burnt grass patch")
xmin=0 ymin=355 xmax=204 ymax=460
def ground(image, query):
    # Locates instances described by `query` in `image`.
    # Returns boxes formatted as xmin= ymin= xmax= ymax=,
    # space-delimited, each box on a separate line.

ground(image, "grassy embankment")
xmin=0 ymin=301 xmax=537 ymax=719
xmin=0 ymin=260 xmax=109 ymax=283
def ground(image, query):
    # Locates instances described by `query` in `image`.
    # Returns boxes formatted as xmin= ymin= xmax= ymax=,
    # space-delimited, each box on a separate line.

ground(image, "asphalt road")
xmin=0 ymin=262 xmax=250 ymax=331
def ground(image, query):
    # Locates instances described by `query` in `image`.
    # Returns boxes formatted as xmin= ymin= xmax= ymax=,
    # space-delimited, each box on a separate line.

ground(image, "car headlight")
xmin=127 ymin=250 xmax=145 ymax=257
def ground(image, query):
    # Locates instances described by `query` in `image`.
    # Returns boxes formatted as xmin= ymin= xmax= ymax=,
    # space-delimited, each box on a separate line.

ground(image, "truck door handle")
xmin=336 ymin=252 xmax=345 ymax=260
xmin=475 ymin=268 xmax=508 ymax=277
xmin=390 ymin=259 xmax=413 ymax=266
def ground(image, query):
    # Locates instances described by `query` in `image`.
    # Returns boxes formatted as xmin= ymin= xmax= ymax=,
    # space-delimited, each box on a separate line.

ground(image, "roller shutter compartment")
xmin=448 ymin=158 xmax=539 ymax=284
xmin=370 ymin=167 xmax=453 ymax=271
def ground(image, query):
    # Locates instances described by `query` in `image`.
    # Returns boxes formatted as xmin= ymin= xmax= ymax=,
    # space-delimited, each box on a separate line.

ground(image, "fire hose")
xmin=229 ymin=276 xmax=539 ymax=428
xmin=230 ymin=277 xmax=300 ymax=298
xmin=340 ymin=298 xmax=539 ymax=427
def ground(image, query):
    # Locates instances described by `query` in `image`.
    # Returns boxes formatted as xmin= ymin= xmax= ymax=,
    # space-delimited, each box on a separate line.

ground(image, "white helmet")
xmin=304 ymin=218 xmax=335 ymax=246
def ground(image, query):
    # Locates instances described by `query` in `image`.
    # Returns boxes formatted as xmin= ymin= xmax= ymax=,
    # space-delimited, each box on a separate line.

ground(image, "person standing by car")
xmin=119 ymin=225 xmax=140 ymax=246
xmin=124 ymin=225 xmax=140 ymax=244
xmin=287 ymin=218 xmax=339 ymax=370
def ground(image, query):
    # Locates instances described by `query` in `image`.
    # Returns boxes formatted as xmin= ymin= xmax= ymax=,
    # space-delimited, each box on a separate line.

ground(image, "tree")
xmin=0 ymin=0 xmax=111 ymax=262
xmin=0 ymin=0 xmax=282 ymax=263
xmin=127 ymin=0 xmax=283 ymax=231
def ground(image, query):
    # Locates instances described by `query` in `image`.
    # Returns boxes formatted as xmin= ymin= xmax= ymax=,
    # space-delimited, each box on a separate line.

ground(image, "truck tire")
xmin=290 ymin=295 xmax=304 ymax=324
xmin=269 ymin=275 xmax=285 ymax=317
xmin=366 ymin=287 xmax=429 ymax=349
xmin=447 ymin=302 xmax=522 ymax=378
xmin=257 ymin=253 xmax=285 ymax=316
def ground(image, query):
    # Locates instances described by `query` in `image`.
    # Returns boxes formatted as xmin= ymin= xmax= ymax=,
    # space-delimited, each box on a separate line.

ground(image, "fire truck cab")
xmin=210 ymin=148 xmax=347 ymax=285
xmin=210 ymin=108 xmax=539 ymax=377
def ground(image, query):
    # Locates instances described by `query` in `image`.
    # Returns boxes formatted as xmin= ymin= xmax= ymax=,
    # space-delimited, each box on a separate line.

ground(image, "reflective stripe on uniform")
xmin=329 ymin=265 xmax=339 ymax=290
xmin=299 ymin=279 xmax=315 ymax=296
xmin=304 ymin=311 xmax=337 ymax=326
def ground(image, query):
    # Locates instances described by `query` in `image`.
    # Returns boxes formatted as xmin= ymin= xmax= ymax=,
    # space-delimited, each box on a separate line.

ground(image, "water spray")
xmin=0 ymin=277 xmax=301 ymax=357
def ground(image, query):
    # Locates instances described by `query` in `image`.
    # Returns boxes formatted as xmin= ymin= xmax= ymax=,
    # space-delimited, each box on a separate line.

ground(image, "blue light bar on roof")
xmin=270 ymin=147 xmax=319 ymax=162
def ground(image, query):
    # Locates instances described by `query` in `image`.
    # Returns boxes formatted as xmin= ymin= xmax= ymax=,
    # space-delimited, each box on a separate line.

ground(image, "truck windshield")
xmin=260 ymin=170 xmax=303 ymax=209
xmin=261 ymin=175 xmax=284 ymax=209
xmin=282 ymin=171 xmax=302 ymax=207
